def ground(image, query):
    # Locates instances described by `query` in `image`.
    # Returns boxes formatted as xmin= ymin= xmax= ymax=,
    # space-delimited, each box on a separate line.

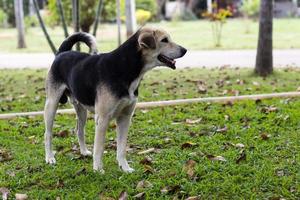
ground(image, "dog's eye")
xmin=161 ymin=38 xmax=169 ymax=43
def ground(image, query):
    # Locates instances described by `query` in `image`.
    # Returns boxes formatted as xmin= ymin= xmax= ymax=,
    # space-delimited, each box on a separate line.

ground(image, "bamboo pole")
xmin=93 ymin=0 xmax=104 ymax=37
xmin=72 ymin=0 xmax=80 ymax=51
xmin=57 ymin=0 xmax=69 ymax=38
xmin=116 ymin=0 xmax=122 ymax=46
xmin=33 ymin=0 xmax=57 ymax=54
xmin=1 ymin=92 xmax=300 ymax=120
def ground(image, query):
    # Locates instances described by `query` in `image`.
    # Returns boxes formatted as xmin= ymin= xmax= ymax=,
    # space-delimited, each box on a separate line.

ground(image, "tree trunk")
xmin=116 ymin=0 xmax=122 ymax=46
xmin=72 ymin=0 xmax=80 ymax=51
xmin=125 ymin=0 xmax=137 ymax=38
xmin=29 ymin=0 xmax=35 ymax=16
xmin=14 ymin=0 xmax=26 ymax=48
xmin=255 ymin=0 xmax=273 ymax=76
xmin=2 ymin=0 xmax=8 ymax=28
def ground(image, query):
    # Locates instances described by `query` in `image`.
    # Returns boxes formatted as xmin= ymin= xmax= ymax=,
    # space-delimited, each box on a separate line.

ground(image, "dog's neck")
xmin=109 ymin=32 xmax=154 ymax=98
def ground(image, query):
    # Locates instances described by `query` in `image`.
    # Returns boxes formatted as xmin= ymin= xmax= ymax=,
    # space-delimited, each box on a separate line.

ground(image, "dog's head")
xmin=137 ymin=27 xmax=187 ymax=70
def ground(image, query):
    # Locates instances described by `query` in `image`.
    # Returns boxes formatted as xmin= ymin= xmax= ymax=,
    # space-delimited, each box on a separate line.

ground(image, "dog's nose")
xmin=180 ymin=46 xmax=187 ymax=56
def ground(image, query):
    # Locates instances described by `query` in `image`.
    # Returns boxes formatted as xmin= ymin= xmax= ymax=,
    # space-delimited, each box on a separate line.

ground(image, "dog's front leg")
xmin=93 ymin=114 xmax=110 ymax=173
xmin=116 ymin=104 xmax=135 ymax=173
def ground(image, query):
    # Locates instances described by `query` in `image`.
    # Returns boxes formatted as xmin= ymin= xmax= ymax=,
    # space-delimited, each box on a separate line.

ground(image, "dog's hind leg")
xmin=73 ymin=103 xmax=91 ymax=156
xmin=44 ymin=82 xmax=66 ymax=164
xmin=116 ymin=103 xmax=136 ymax=173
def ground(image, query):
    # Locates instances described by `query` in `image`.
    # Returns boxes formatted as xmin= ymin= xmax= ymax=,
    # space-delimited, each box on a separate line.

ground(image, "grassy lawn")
xmin=0 ymin=67 xmax=300 ymax=199
xmin=1 ymin=19 xmax=300 ymax=53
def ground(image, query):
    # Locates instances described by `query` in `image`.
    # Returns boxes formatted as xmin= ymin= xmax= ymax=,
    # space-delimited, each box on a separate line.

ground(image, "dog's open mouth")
xmin=158 ymin=54 xmax=176 ymax=69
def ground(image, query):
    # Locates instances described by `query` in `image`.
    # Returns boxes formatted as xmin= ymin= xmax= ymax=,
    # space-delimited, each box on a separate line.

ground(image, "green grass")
xmin=1 ymin=19 xmax=300 ymax=53
xmin=0 ymin=68 xmax=299 ymax=199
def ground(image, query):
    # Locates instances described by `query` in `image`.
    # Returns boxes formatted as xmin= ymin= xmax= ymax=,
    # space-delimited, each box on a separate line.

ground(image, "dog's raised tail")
xmin=57 ymin=32 xmax=98 ymax=55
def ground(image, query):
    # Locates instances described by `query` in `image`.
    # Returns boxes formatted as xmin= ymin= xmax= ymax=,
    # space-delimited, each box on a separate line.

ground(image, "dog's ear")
xmin=138 ymin=32 xmax=156 ymax=49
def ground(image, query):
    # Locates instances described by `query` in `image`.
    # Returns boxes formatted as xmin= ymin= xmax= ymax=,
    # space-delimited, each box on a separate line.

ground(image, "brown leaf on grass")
xmin=185 ymin=196 xmax=201 ymax=200
xmin=160 ymin=185 xmax=181 ymax=194
xmin=252 ymin=81 xmax=260 ymax=86
xmin=118 ymin=191 xmax=128 ymax=200
xmin=181 ymin=142 xmax=197 ymax=149
xmin=0 ymin=187 xmax=9 ymax=200
xmin=261 ymin=106 xmax=278 ymax=114
xmin=216 ymin=126 xmax=228 ymax=133
xmin=236 ymin=79 xmax=245 ymax=85
xmin=261 ymin=133 xmax=271 ymax=140
xmin=185 ymin=118 xmax=202 ymax=124
xmin=224 ymin=115 xmax=230 ymax=121
xmin=15 ymin=193 xmax=28 ymax=200
xmin=197 ymin=84 xmax=207 ymax=93
xmin=75 ymin=168 xmax=87 ymax=176
xmin=0 ymin=149 xmax=13 ymax=162
xmin=276 ymin=169 xmax=285 ymax=177
xmin=137 ymin=148 xmax=155 ymax=155
xmin=56 ymin=179 xmax=64 ymax=188
xmin=99 ymin=193 xmax=114 ymax=200
xmin=140 ymin=156 xmax=152 ymax=165
xmin=133 ymin=192 xmax=145 ymax=199
xmin=206 ymin=155 xmax=227 ymax=162
xmin=55 ymin=130 xmax=69 ymax=138
xmin=236 ymin=150 xmax=246 ymax=164
xmin=136 ymin=180 xmax=153 ymax=190
xmin=143 ymin=165 xmax=154 ymax=174
xmin=235 ymin=143 xmax=245 ymax=148
xmin=183 ymin=159 xmax=197 ymax=178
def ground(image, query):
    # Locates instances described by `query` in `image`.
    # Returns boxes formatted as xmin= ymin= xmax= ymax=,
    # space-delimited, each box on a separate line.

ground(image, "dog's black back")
xmin=50 ymin=32 xmax=144 ymax=106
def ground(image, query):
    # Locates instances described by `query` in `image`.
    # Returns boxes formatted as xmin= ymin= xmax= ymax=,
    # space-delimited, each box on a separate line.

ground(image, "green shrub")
xmin=0 ymin=9 xmax=7 ymax=27
xmin=47 ymin=0 xmax=96 ymax=32
xmin=25 ymin=15 xmax=38 ymax=28
xmin=136 ymin=9 xmax=151 ymax=25
xmin=240 ymin=0 xmax=260 ymax=18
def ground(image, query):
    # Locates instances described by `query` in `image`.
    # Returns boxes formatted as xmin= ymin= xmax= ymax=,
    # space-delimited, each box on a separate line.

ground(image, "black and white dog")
xmin=44 ymin=27 xmax=187 ymax=173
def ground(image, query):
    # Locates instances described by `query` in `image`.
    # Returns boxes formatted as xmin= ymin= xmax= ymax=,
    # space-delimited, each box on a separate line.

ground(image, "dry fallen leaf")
xmin=55 ymin=130 xmax=69 ymax=138
xmin=185 ymin=196 xmax=201 ymax=200
xmin=252 ymin=81 xmax=260 ymax=86
xmin=0 ymin=149 xmax=13 ymax=162
xmin=206 ymin=155 xmax=227 ymax=162
xmin=0 ymin=187 xmax=9 ymax=200
xmin=118 ymin=191 xmax=128 ymax=200
xmin=198 ymin=84 xmax=207 ymax=93
xmin=15 ymin=193 xmax=28 ymax=200
xmin=181 ymin=142 xmax=197 ymax=149
xmin=140 ymin=156 xmax=152 ymax=165
xmin=261 ymin=133 xmax=271 ymax=140
xmin=183 ymin=159 xmax=197 ymax=178
xmin=136 ymin=180 xmax=153 ymax=190
xmin=133 ymin=192 xmax=145 ymax=199
xmin=185 ymin=118 xmax=202 ymax=124
xmin=143 ymin=165 xmax=154 ymax=174
xmin=235 ymin=143 xmax=245 ymax=148
xmin=216 ymin=126 xmax=228 ymax=133
xmin=137 ymin=148 xmax=155 ymax=155
xmin=236 ymin=150 xmax=246 ymax=164
xmin=160 ymin=185 xmax=181 ymax=194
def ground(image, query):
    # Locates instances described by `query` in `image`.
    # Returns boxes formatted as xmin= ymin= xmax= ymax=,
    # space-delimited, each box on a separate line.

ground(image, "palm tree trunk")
xmin=33 ymin=0 xmax=57 ymax=54
xmin=255 ymin=0 xmax=273 ymax=76
xmin=14 ymin=0 xmax=26 ymax=48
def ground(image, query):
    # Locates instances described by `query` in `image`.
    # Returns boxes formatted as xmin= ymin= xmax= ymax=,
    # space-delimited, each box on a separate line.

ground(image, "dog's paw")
xmin=80 ymin=149 xmax=92 ymax=156
xmin=93 ymin=167 xmax=105 ymax=174
xmin=121 ymin=166 xmax=135 ymax=173
xmin=45 ymin=156 xmax=56 ymax=165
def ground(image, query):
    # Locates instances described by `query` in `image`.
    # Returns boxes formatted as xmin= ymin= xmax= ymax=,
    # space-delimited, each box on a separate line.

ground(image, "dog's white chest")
xmin=128 ymin=73 xmax=144 ymax=99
